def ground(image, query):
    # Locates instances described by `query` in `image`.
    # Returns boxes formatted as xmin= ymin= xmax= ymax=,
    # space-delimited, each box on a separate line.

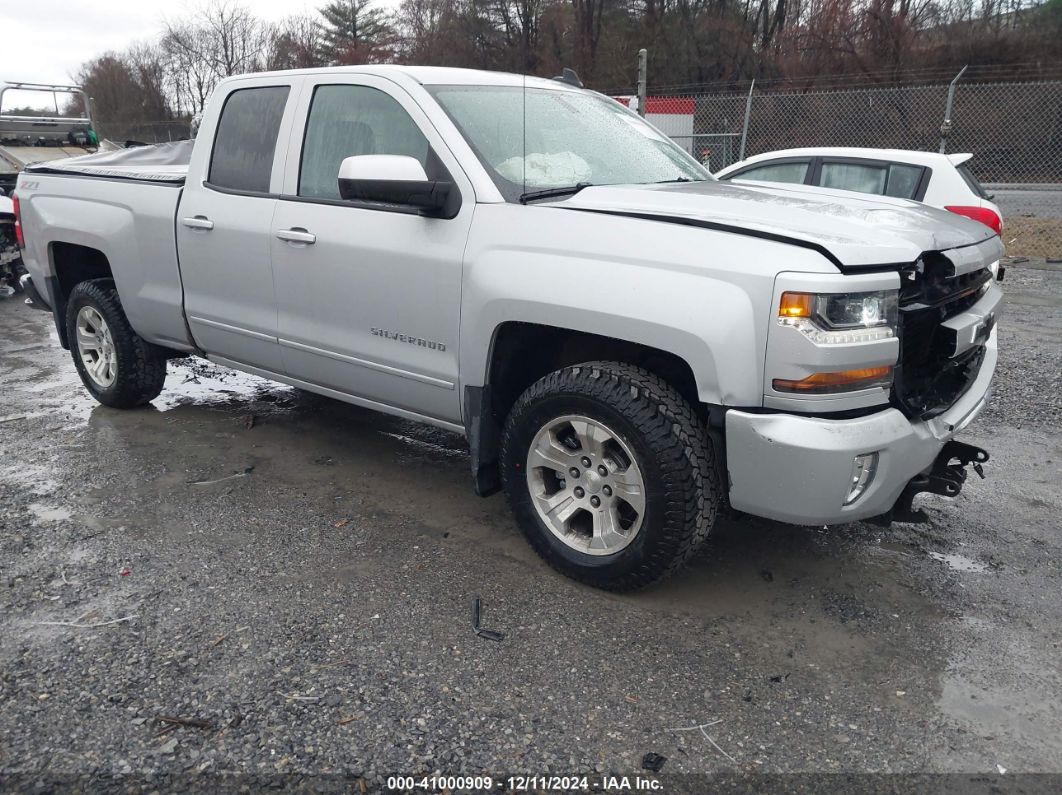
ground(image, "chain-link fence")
xmin=627 ymin=79 xmax=1062 ymax=260
xmin=94 ymin=120 xmax=192 ymax=146
xmin=92 ymin=79 xmax=1061 ymax=259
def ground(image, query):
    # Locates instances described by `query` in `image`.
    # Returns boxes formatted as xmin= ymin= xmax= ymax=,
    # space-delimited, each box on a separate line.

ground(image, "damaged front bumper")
xmin=887 ymin=439 xmax=989 ymax=523
xmin=725 ymin=327 xmax=996 ymax=526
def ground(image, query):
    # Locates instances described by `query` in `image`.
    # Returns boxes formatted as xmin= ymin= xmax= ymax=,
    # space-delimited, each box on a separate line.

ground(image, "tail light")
xmin=945 ymin=205 xmax=1002 ymax=236
xmin=12 ymin=192 xmax=25 ymax=249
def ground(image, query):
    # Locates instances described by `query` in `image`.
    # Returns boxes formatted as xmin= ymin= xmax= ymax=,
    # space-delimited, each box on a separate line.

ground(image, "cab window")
xmin=209 ymin=86 xmax=290 ymax=193
xmin=299 ymin=85 xmax=429 ymax=200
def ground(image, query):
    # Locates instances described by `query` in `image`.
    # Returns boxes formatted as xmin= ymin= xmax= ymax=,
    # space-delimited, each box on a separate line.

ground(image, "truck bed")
xmin=22 ymin=140 xmax=191 ymax=184
xmin=19 ymin=166 xmax=193 ymax=351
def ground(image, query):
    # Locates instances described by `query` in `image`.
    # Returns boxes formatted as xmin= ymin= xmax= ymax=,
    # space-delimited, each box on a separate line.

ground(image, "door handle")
xmin=181 ymin=216 xmax=214 ymax=231
xmin=276 ymin=228 xmax=316 ymax=245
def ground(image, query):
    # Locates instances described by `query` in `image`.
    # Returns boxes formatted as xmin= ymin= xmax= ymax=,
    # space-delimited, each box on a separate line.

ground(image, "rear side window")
xmin=883 ymin=164 xmax=923 ymax=198
xmin=209 ymin=86 xmax=290 ymax=193
xmin=820 ymin=162 xmax=887 ymax=194
xmin=731 ymin=161 xmax=809 ymax=184
xmin=298 ymin=84 xmax=429 ymax=200
xmin=957 ymin=163 xmax=990 ymax=199
xmin=818 ymin=161 xmax=926 ymax=199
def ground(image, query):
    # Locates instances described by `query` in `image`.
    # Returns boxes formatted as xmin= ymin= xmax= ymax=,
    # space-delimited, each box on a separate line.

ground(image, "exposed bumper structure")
xmin=726 ymin=327 xmax=996 ymax=525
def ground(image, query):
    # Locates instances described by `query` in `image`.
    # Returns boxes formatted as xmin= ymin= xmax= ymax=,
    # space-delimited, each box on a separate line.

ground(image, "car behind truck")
xmin=14 ymin=66 xmax=1003 ymax=589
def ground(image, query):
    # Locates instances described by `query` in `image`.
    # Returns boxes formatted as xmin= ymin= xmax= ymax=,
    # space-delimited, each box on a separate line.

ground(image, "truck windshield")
xmin=428 ymin=85 xmax=710 ymax=202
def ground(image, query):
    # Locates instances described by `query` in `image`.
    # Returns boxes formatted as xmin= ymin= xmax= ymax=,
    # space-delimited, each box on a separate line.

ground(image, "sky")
xmin=0 ymin=0 xmax=335 ymax=105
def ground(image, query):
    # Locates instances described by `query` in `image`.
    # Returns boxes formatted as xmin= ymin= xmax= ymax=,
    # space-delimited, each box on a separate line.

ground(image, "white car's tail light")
xmin=945 ymin=205 xmax=1002 ymax=236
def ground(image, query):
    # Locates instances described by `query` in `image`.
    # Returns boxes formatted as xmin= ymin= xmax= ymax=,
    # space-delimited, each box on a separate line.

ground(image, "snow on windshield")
xmin=496 ymin=151 xmax=593 ymax=188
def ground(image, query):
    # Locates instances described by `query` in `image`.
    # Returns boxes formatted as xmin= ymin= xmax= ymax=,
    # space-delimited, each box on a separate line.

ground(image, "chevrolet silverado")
xmin=14 ymin=66 xmax=1003 ymax=589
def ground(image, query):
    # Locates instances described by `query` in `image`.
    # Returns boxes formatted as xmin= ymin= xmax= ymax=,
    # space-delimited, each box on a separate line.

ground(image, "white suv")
xmin=716 ymin=147 xmax=1004 ymax=237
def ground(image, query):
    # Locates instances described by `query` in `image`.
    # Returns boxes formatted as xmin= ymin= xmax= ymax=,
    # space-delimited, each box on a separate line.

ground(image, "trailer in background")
xmin=0 ymin=81 xmax=99 ymax=197
xmin=0 ymin=81 xmax=101 ymax=293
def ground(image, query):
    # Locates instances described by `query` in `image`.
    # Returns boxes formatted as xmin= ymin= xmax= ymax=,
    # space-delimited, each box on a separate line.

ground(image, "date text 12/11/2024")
xmin=386 ymin=775 xmax=665 ymax=791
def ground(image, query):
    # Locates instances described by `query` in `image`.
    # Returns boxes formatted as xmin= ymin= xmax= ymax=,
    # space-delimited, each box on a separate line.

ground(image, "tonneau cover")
xmin=24 ymin=140 xmax=192 ymax=184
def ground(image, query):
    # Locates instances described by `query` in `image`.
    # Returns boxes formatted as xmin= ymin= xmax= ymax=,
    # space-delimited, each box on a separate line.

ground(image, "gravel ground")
xmin=0 ymin=265 xmax=1060 ymax=795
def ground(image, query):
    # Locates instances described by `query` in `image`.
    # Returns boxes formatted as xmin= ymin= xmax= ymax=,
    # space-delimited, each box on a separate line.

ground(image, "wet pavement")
xmin=0 ymin=267 xmax=1060 ymax=793
xmin=993 ymin=188 xmax=1062 ymax=221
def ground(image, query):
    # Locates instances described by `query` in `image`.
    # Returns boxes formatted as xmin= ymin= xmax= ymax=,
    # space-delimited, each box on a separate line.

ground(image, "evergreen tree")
xmin=319 ymin=0 xmax=394 ymax=64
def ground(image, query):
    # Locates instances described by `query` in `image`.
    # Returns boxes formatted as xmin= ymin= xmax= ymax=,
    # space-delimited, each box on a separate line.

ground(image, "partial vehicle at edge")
xmin=715 ymin=146 xmax=1005 ymax=239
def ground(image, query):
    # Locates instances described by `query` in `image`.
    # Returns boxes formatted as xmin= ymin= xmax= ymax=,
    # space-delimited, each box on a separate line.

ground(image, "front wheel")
xmin=66 ymin=279 xmax=166 ymax=408
xmin=500 ymin=362 xmax=720 ymax=590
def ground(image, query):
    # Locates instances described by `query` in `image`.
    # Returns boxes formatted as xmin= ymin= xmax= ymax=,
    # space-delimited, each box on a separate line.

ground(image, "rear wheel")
xmin=501 ymin=361 xmax=719 ymax=590
xmin=66 ymin=279 xmax=166 ymax=408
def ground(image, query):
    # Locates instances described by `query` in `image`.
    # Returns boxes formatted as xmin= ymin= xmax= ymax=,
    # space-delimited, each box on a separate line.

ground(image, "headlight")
xmin=779 ymin=290 xmax=898 ymax=344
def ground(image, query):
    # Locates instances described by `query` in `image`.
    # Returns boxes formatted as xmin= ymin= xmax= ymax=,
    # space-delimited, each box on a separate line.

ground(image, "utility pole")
xmin=636 ymin=49 xmax=648 ymax=117
xmin=739 ymin=79 xmax=755 ymax=161
xmin=939 ymin=65 xmax=967 ymax=154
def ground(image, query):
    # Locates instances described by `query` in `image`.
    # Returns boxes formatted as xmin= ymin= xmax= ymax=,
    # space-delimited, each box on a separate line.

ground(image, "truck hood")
xmin=557 ymin=180 xmax=1000 ymax=269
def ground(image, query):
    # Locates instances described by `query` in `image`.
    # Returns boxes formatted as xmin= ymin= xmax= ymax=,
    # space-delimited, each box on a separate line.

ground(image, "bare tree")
xmin=75 ymin=47 xmax=172 ymax=124
xmin=65 ymin=0 xmax=1062 ymax=132
xmin=161 ymin=1 xmax=270 ymax=114
xmin=265 ymin=15 xmax=328 ymax=70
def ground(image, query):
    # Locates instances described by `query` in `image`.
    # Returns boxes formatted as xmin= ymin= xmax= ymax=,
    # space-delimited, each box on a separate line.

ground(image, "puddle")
xmin=28 ymin=504 xmax=73 ymax=522
xmin=928 ymin=551 xmax=988 ymax=573
xmin=940 ymin=676 xmax=1046 ymax=736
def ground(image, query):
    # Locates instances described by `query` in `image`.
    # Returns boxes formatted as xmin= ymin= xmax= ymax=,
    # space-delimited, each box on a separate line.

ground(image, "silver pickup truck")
xmin=14 ymin=66 xmax=1004 ymax=589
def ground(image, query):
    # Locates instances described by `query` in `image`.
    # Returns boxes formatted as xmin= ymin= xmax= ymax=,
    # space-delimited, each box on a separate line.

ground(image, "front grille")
xmin=893 ymin=254 xmax=992 ymax=420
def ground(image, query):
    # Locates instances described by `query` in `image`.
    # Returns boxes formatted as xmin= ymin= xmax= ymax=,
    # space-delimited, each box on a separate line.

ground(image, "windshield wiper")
xmin=519 ymin=182 xmax=592 ymax=204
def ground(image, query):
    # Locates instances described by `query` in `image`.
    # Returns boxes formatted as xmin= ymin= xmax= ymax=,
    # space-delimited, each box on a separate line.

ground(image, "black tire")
xmin=501 ymin=361 xmax=719 ymax=590
xmin=65 ymin=279 xmax=166 ymax=408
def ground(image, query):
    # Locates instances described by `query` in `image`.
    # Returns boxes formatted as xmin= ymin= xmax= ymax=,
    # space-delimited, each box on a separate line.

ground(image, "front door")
xmin=270 ymin=76 xmax=474 ymax=424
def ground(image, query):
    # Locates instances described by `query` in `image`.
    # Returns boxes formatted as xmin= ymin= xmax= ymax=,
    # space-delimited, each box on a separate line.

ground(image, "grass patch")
xmin=1004 ymin=217 xmax=1062 ymax=260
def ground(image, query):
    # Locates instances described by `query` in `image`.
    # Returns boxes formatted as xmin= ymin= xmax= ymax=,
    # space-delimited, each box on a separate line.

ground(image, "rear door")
xmin=269 ymin=74 xmax=475 ymax=425
xmin=177 ymin=78 xmax=301 ymax=372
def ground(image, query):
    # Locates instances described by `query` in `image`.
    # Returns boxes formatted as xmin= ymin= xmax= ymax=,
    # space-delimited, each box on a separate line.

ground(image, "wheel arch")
xmin=464 ymin=321 xmax=713 ymax=497
xmin=48 ymin=242 xmax=114 ymax=348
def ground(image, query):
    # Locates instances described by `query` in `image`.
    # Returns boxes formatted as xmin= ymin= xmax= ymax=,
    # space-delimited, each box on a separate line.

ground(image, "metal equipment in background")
xmin=0 ymin=81 xmax=99 ymax=197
